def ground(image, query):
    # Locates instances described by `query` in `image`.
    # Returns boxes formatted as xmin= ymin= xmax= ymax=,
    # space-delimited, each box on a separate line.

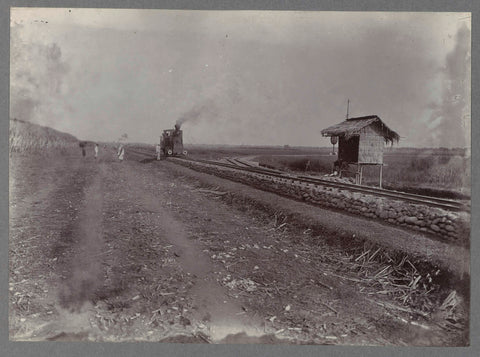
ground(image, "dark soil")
xmin=9 ymin=149 xmax=469 ymax=345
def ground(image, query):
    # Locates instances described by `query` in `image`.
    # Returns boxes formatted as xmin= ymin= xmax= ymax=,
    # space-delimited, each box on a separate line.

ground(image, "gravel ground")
xmin=8 ymin=150 xmax=469 ymax=345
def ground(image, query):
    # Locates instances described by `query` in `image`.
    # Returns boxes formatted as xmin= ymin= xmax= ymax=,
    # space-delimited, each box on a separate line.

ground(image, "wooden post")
xmin=379 ymin=164 xmax=383 ymax=188
xmin=359 ymin=165 xmax=363 ymax=185
xmin=355 ymin=164 xmax=360 ymax=185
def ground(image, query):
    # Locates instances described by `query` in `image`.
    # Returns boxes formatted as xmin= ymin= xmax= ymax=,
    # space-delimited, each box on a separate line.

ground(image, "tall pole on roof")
xmin=346 ymin=99 xmax=350 ymax=119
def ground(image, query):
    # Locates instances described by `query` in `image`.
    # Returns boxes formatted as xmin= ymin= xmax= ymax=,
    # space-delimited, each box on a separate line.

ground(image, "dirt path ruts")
xmin=58 ymin=164 xmax=105 ymax=310
xmin=32 ymin=162 xmax=106 ymax=340
xmin=109 ymin=162 xmax=265 ymax=341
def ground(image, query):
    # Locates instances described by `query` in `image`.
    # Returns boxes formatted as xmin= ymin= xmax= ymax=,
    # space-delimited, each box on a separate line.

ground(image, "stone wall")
xmin=173 ymin=159 xmax=469 ymax=245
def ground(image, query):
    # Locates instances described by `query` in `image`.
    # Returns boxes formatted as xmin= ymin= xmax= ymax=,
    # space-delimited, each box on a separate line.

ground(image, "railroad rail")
xmin=127 ymin=147 xmax=469 ymax=213
xmin=226 ymin=157 xmax=254 ymax=168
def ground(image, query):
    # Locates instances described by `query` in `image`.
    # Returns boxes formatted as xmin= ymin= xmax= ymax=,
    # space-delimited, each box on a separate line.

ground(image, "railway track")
xmin=127 ymin=147 xmax=469 ymax=213
xmin=295 ymin=175 xmax=470 ymax=213
xmin=225 ymin=157 xmax=254 ymax=168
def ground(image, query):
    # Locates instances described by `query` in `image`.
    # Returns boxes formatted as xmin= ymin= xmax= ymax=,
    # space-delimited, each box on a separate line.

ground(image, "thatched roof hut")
xmin=321 ymin=115 xmax=399 ymax=144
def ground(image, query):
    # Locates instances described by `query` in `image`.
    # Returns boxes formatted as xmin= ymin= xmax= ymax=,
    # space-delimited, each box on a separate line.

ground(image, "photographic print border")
xmin=1 ymin=1 xmax=478 ymax=356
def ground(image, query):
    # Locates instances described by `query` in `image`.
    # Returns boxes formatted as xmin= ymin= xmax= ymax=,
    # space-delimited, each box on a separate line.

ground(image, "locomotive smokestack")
xmin=174 ymin=123 xmax=180 ymax=131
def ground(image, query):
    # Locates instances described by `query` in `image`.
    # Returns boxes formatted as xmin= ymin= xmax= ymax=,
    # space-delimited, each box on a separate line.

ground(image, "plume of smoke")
xmin=176 ymin=99 xmax=218 ymax=129
xmin=10 ymin=23 xmax=69 ymax=124
xmin=118 ymin=133 xmax=129 ymax=142
xmin=428 ymin=23 xmax=470 ymax=148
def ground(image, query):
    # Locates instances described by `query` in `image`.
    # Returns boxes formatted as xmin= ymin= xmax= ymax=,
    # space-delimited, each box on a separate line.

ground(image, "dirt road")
xmin=9 ymin=151 xmax=468 ymax=345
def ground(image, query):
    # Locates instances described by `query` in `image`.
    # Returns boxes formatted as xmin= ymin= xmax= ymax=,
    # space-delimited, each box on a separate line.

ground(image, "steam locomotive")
xmin=160 ymin=124 xmax=187 ymax=156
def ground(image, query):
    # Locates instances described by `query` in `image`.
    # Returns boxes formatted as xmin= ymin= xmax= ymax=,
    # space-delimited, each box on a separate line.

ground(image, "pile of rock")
xmin=174 ymin=159 xmax=469 ymax=244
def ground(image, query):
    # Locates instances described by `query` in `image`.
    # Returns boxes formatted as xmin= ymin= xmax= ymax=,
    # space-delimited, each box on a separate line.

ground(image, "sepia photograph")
xmin=9 ymin=8 xmax=471 ymax=346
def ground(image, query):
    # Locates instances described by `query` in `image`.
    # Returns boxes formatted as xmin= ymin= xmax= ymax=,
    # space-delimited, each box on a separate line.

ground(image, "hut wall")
xmin=358 ymin=125 xmax=384 ymax=164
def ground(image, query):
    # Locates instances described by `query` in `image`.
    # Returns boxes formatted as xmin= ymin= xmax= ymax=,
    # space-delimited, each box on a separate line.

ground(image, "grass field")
xmin=181 ymin=145 xmax=470 ymax=199
xmin=184 ymin=144 xmax=326 ymax=160
xmin=252 ymin=148 xmax=470 ymax=198
xmin=9 ymin=118 xmax=79 ymax=154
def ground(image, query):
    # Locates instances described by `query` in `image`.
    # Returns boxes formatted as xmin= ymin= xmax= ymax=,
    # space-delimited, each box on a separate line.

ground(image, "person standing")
xmin=94 ymin=143 xmax=99 ymax=159
xmin=305 ymin=160 xmax=311 ymax=172
xmin=117 ymin=145 xmax=125 ymax=161
xmin=156 ymin=143 xmax=161 ymax=160
xmin=79 ymin=142 xmax=86 ymax=158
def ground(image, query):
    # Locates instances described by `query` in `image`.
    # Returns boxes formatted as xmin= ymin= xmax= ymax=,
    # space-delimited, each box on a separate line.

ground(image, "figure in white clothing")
xmin=94 ymin=143 xmax=99 ymax=159
xmin=117 ymin=145 xmax=125 ymax=161
xmin=155 ymin=144 xmax=161 ymax=160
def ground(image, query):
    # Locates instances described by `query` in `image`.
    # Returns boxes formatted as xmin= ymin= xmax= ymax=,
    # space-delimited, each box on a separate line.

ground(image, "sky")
xmin=10 ymin=9 xmax=471 ymax=147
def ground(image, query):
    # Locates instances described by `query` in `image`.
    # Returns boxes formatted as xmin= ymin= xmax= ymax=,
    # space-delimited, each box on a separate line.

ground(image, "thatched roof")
xmin=321 ymin=115 xmax=400 ymax=144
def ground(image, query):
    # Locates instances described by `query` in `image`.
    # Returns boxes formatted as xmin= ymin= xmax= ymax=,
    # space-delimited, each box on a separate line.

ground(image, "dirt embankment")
xmin=9 ymin=152 xmax=469 ymax=345
xmin=164 ymin=160 xmax=469 ymax=281
xmin=9 ymin=118 xmax=79 ymax=154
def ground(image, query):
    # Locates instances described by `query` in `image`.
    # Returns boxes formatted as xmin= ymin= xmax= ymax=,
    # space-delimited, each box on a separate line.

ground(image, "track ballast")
xmin=127 ymin=148 xmax=469 ymax=213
